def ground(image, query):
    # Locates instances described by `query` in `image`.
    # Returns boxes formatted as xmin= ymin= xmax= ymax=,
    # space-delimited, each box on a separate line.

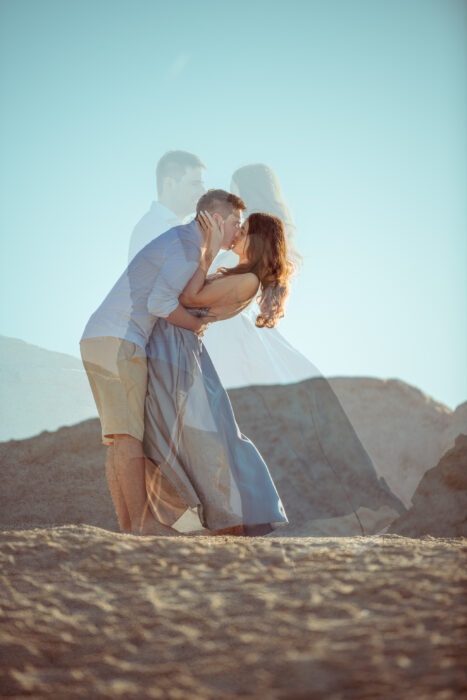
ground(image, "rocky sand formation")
xmin=388 ymin=433 xmax=467 ymax=537
xmin=2 ymin=335 xmax=466 ymax=513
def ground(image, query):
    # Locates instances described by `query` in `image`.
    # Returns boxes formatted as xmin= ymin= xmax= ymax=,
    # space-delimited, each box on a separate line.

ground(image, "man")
xmin=128 ymin=150 xmax=206 ymax=263
xmin=80 ymin=189 xmax=246 ymax=535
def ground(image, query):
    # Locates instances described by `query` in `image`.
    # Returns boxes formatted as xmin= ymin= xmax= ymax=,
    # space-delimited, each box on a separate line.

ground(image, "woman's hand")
xmin=198 ymin=211 xmax=224 ymax=266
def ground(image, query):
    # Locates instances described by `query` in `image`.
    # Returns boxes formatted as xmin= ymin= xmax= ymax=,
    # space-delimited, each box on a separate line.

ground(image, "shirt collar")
xmin=151 ymin=201 xmax=182 ymax=223
xmin=150 ymin=203 xmax=203 ymax=244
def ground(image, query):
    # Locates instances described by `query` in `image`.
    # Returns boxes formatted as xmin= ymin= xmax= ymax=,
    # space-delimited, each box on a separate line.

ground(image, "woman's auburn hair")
xmin=216 ymin=212 xmax=296 ymax=328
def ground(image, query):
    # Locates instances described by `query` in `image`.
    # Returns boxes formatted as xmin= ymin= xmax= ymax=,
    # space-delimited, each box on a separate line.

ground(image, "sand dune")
xmin=3 ymin=378 xmax=467 ymax=538
xmin=2 ymin=338 xmax=465 ymax=697
xmin=0 ymin=408 xmax=406 ymax=537
xmin=0 ymin=526 xmax=464 ymax=698
xmin=2 ymin=334 xmax=466 ymax=512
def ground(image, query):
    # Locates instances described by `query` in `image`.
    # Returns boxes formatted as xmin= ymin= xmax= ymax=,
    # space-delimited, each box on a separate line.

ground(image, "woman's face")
xmin=231 ymin=219 xmax=249 ymax=257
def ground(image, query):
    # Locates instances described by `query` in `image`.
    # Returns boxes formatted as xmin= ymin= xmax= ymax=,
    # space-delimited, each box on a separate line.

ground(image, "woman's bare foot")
xmin=181 ymin=525 xmax=245 ymax=537
xmin=209 ymin=525 xmax=244 ymax=536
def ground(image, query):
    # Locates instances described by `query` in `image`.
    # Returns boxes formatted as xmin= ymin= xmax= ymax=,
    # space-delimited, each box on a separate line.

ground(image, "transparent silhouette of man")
xmin=128 ymin=150 xmax=206 ymax=263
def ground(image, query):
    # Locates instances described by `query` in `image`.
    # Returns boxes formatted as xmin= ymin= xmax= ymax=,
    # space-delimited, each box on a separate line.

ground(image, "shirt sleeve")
xmin=147 ymin=236 xmax=200 ymax=318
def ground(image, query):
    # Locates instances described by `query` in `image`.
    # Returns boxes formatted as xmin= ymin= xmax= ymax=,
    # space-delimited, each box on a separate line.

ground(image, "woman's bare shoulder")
xmin=240 ymin=271 xmax=260 ymax=290
xmin=202 ymin=272 xmax=259 ymax=306
xmin=223 ymin=271 xmax=260 ymax=296
xmin=207 ymin=270 xmax=259 ymax=287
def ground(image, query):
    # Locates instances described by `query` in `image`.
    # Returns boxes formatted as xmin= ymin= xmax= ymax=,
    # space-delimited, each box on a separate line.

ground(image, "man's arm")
xmin=165 ymin=303 xmax=210 ymax=332
xmin=147 ymin=235 xmax=212 ymax=332
xmin=179 ymin=253 xmax=214 ymax=303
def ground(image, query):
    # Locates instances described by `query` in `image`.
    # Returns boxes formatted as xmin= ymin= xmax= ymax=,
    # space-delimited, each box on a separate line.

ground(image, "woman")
xmin=199 ymin=164 xmax=406 ymax=536
xmin=142 ymin=211 xmax=293 ymax=537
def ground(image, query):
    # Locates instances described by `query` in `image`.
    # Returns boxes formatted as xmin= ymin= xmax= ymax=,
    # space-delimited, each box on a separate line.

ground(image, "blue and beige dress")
xmin=143 ymin=303 xmax=289 ymax=537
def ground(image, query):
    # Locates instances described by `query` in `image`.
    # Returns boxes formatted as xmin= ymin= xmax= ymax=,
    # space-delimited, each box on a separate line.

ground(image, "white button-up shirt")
xmin=81 ymin=219 xmax=203 ymax=350
xmin=128 ymin=201 xmax=181 ymax=263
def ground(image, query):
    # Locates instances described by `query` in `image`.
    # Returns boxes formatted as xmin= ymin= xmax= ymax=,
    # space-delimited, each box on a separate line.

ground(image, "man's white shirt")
xmin=81 ymin=219 xmax=203 ymax=351
xmin=128 ymin=201 xmax=182 ymax=263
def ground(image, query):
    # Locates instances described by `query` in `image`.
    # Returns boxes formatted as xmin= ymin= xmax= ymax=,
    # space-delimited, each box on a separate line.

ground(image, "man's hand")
xmin=195 ymin=312 xmax=217 ymax=337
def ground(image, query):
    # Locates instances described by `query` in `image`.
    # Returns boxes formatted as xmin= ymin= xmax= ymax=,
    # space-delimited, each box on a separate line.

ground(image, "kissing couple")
xmin=80 ymin=188 xmax=292 ymax=537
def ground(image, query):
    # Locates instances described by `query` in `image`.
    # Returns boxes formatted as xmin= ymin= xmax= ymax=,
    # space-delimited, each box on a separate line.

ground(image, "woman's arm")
xmin=180 ymin=271 xmax=259 ymax=308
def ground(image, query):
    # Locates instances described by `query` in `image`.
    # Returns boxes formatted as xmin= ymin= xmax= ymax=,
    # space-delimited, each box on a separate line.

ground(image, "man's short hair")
xmin=196 ymin=189 xmax=246 ymax=218
xmin=156 ymin=150 xmax=206 ymax=197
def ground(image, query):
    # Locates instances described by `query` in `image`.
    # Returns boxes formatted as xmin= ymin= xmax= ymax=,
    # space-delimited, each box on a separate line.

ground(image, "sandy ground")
xmin=1 ymin=525 xmax=465 ymax=699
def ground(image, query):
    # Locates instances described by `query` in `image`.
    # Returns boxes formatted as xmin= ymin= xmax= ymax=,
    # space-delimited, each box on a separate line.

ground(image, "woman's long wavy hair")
xmin=217 ymin=212 xmax=295 ymax=328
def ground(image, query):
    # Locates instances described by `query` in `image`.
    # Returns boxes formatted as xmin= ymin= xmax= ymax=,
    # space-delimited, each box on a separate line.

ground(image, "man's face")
xmin=219 ymin=208 xmax=243 ymax=250
xmin=173 ymin=166 xmax=206 ymax=217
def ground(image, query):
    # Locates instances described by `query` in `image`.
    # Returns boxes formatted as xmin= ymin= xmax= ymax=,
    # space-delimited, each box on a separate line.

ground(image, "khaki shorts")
xmin=80 ymin=336 xmax=148 ymax=445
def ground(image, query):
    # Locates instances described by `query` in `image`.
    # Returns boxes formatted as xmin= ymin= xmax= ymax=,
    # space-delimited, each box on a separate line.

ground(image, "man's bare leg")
xmin=113 ymin=434 xmax=179 ymax=536
xmin=105 ymin=442 xmax=131 ymax=532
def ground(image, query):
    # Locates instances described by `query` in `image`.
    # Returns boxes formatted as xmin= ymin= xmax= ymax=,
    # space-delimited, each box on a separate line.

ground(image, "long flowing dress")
xmin=143 ymin=305 xmax=289 ymax=536
xmin=197 ymin=252 xmax=408 ymax=536
xmin=142 ymin=261 xmax=407 ymax=538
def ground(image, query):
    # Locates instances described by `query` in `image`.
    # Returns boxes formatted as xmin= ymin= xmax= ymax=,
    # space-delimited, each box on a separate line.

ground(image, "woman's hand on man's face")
xmin=198 ymin=211 xmax=224 ymax=256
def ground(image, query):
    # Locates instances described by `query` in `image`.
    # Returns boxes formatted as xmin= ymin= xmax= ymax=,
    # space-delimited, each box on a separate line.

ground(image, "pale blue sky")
xmin=0 ymin=0 xmax=466 ymax=409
